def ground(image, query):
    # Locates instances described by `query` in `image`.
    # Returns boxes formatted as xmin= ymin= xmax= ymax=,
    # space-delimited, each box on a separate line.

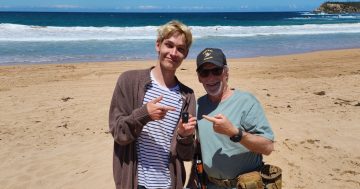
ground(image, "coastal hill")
xmin=315 ymin=1 xmax=360 ymax=13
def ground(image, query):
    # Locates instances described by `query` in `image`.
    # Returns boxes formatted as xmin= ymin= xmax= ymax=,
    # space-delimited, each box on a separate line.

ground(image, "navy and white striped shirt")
xmin=137 ymin=73 xmax=183 ymax=189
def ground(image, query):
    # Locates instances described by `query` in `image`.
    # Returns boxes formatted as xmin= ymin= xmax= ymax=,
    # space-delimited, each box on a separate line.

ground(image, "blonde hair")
xmin=157 ymin=20 xmax=193 ymax=51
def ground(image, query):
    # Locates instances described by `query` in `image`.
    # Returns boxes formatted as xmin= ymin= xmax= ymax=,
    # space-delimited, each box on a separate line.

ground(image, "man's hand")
xmin=177 ymin=114 xmax=196 ymax=137
xmin=203 ymin=114 xmax=274 ymax=155
xmin=202 ymin=114 xmax=238 ymax=137
xmin=147 ymin=96 xmax=176 ymax=120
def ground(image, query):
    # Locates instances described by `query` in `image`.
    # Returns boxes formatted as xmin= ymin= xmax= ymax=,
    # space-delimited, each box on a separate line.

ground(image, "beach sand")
xmin=1 ymin=48 xmax=360 ymax=188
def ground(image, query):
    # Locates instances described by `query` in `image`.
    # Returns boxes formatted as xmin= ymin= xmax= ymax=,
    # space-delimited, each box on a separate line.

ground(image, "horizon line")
xmin=0 ymin=10 xmax=314 ymax=13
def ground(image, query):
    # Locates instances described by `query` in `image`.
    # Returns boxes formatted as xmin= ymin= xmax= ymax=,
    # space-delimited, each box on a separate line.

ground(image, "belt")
xmin=208 ymin=176 xmax=238 ymax=188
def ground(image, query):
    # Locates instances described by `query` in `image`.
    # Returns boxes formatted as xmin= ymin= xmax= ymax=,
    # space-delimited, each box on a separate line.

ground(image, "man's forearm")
xmin=240 ymin=132 xmax=274 ymax=155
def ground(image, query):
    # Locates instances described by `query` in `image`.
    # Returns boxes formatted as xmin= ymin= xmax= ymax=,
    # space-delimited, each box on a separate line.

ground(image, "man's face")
xmin=156 ymin=32 xmax=188 ymax=72
xmin=197 ymin=63 xmax=227 ymax=97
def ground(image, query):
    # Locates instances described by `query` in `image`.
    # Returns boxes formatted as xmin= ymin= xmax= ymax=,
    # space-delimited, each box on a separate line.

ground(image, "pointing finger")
xmin=150 ymin=95 xmax=163 ymax=104
xmin=214 ymin=114 xmax=224 ymax=119
xmin=202 ymin=115 xmax=217 ymax=123
xmin=161 ymin=105 xmax=176 ymax=111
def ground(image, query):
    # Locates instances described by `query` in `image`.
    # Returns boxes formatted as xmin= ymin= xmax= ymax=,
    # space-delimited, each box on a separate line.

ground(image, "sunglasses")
xmin=197 ymin=67 xmax=224 ymax=78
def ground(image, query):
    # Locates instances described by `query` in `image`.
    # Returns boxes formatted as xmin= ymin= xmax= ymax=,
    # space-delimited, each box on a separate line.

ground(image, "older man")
xmin=191 ymin=48 xmax=277 ymax=189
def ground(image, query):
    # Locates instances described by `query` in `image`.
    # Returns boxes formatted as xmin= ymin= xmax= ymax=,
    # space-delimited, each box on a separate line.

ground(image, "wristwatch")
xmin=230 ymin=128 xmax=243 ymax=142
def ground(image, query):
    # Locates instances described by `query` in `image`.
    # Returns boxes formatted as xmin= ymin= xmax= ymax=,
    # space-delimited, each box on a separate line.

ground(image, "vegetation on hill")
xmin=315 ymin=1 xmax=360 ymax=13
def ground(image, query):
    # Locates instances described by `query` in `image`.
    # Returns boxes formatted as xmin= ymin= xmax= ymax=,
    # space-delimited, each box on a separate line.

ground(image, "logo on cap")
xmin=202 ymin=49 xmax=213 ymax=61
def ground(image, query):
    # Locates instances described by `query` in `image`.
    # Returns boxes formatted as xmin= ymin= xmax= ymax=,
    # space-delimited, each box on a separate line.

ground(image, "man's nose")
xmin=170 ymin=47 xmax=178 ymax=56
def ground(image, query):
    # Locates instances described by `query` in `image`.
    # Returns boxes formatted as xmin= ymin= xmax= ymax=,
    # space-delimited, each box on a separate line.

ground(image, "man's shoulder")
xmin=120 ymin=68 xmax=149 ymax=78
xmin=234 ymin=90 xmax=257 ymax=100
xmin=232 ymin=90 xmax=264 ymax=111
xmin=117 ymin=68 xmax=151 ymax=83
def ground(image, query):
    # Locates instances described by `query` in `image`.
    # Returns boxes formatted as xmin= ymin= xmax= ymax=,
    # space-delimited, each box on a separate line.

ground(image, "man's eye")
xmin=178 ymin=48 xmax=185 ymax=53
xmin=165 ymin=43 xmax=174 ymax=48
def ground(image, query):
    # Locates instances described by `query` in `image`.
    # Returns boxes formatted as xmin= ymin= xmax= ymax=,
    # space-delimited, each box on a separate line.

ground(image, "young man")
xmin=109 ymin=20 xmax=197 ymax=189
xmin=190 ymin=48 xmax=275 ymax=189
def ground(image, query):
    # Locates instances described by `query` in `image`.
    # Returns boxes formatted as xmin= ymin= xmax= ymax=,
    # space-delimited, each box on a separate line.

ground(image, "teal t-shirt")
xmin=197 ymin=90 xmax=274 ymax=183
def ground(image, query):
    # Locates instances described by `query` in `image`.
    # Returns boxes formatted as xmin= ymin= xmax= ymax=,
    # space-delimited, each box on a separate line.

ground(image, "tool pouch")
xmin=236 ymin=171 xmax=264 ymax=189
xmin=260 ymin=164 xmax=282 ymax=189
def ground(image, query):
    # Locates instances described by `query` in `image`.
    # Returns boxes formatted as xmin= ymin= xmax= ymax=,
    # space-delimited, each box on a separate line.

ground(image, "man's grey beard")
xmin=206 ymin=81 xmax=223 ymax=97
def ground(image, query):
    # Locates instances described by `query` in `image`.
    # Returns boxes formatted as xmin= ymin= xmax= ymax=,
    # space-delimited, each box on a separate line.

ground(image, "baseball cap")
xmin=196 ymin=48 xmax=227 ymax=71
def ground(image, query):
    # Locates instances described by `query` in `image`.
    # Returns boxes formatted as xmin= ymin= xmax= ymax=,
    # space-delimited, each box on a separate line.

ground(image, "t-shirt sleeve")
xmin=241 ymin=96 xmax=274 ymax=141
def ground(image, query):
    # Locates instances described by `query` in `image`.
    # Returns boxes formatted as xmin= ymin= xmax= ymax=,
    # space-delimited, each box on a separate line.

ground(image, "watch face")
xmin=230 ymin=135 xmax=241 ymax=142
xmin=230 ymin=128 xmax=242 ymax=142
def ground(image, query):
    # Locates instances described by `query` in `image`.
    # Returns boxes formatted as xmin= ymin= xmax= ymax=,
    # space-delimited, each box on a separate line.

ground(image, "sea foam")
xmin=1 ymin=23 xmax=360 ymax=42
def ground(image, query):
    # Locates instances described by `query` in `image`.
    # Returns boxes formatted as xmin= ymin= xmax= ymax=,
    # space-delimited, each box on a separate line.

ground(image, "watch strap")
xmin=230 ymin=128 xmax=242 ymax=142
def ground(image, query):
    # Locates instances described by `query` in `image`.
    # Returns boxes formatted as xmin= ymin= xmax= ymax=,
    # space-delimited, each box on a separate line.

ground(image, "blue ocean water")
xmin=0 ymin=11 xmax=360 ymax=65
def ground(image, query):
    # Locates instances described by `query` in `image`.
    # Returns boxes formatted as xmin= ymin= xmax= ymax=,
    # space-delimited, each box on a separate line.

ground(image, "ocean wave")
xmin=0 ymin=24 xmax=158 ymax=41
xmin=1 ymin=23 xmax=360 ymax=41
xmin=289 ymin=15 xmax=360 ymax=20
xmin=300 ymin=12 xmax=332 ymax=16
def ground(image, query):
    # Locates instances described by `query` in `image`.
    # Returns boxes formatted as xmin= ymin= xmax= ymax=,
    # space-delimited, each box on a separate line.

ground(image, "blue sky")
xmin=0 ymin=0 xmax=350 ymax=12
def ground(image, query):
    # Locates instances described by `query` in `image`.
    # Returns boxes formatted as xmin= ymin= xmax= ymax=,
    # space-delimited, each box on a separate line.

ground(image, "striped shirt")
xmin=137 ymin=73 xmax=183 ymax=189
